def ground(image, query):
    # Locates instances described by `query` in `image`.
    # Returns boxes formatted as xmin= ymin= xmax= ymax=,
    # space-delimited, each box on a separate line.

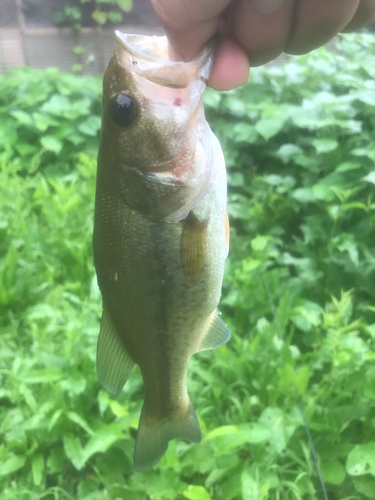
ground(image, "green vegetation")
xmin=1 ymin=33 xmax=375 ymax=500
xmin=52 ymin=0 xmax=133 ymax=30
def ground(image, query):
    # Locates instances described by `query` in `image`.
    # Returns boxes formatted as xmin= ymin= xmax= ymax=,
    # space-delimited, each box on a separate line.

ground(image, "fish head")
xmin=101 ymin=32 xmax=215 ymax=173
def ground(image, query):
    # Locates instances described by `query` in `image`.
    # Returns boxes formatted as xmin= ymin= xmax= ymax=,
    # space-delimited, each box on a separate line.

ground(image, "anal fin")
xmin=96 ymin=302 xmax=134 ymax=396
xmin=197 ymin=309 xmax=231 ymax=352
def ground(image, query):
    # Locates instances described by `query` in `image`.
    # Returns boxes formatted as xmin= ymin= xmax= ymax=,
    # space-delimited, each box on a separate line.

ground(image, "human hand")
xmin=151 ymin=0 xmax=375 ymax=90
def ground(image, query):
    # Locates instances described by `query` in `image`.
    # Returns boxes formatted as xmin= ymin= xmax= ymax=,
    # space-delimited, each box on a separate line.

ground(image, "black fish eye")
xmin=111 ymin=92 xmax=138 ymax=127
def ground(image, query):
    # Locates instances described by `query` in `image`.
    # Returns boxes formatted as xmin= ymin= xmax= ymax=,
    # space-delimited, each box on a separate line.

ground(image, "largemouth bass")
xmin=93 ymin=31 xmax=230 ymax=472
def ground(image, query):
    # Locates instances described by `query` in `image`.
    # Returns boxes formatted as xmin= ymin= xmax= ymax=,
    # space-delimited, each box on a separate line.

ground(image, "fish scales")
xmin=93 ymin=32 xmax=230 ymax=471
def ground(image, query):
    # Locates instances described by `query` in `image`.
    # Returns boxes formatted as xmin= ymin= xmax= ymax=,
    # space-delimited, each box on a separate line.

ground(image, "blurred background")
xmin=0 ymin=0 xmax=161 ymax=73
xmin=1 ymin=2 xmax=375 ymax=500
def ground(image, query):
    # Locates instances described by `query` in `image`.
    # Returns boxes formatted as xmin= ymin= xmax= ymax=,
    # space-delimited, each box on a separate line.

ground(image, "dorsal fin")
xmin=96 ymin=302 xmax=134 ymax=396
xmin=196 ymin=309 xmax=231 ymax=352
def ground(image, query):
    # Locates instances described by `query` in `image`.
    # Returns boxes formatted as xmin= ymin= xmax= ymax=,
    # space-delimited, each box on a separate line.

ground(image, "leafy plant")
xmin=1 ymin=32 xmax=375 ymax=500
xmin=0 ymin=68 xmax=102 ymax=176
xmin=52 ymin=0 xmax=133 ymax=30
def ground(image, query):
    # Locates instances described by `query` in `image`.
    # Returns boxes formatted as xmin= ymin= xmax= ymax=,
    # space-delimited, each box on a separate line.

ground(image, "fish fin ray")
xmin=96 ymin=302 xmax=134 ymax=396
xmin=196 ymin=309 xmax=231 ymax=352
xmin=181 ymin=212 xmax=209 ymax=283
xmin=225 ymin=210 xmax=230 ymax=258
xmin=134 ymin=399 xmax=201 ymax=472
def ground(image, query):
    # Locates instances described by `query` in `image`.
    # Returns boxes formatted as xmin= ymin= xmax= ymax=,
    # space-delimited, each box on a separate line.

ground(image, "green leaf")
xmin=81 ymin=425 xmax=124 ymax=464
xmin=288 ymin=106 xmax=319 ymax=129
xmin=64 ymin=5 xmax=81 ymax=20
xmin=251 ymin=235 xmax=269 ymax=252
xmin=355 ymin=90 xmax=375 ymax=106
xmin=41 ymin=136 xmax=63 ymax=154
xmin=205 ymin=423 xmax=271 ymax=444
xmin=205 ymin=425 xmax=240 ymax=440
xmin=32 ymin=453 xmax=44 ymax=486
xmin=48 ymin=409 xmax=63 ymax=432
xmin=78 ymin=478 xmax=100 ymax=498
xmin=292 ymin=188 xmax=315 ymax=203
xmin=276 ymin=143 xmax=303 ymax=158
xmin=183 ymin=485 xmax=211 ymax=500
xmin=312 ymin=183 xmax=335 ymax=202
xmin=47 ymin=449 xmax=65 ymax=474
xmin=233 ymin=122 xmax=258 ymax=143
xmin=204 ymin=89 xmax=221 ymax=108
xmin=63 ymin=433 xmax=84 ymax=470
xmin=291 ymin=301 xmax=322 ymax=332
xmin=241 ymin=423 xmax=273 ymax=443
xmin=10 ymin=110 xmax=33 ymax=126
xmin=352 ymin=476 xmax=375 ymax=498
xmin=362 ymin=172 xmax=375 ymax=185
xmin=342 ymin=201 xmax=368 ymax=212
xmin=217 ymin=472 xmax=242 ymax=500
xmin=312 ymin=138 xmax=338 ymax=153
xmin=66 ymin=411 xmax=93 ymax=435
xmin=117 ymin=0 xmax=133 ymax=11
xmin=19 ymin=384 xmax=37 ymax=411
xmin=33 ymin=112 xmax=51 ymax=132
xmin=41 ymin=95 xmax=70 ymax=115
xmin=255 ymin=117 xmax=285 ymax=140
xmin=278 ymin=364 xmax=297 ymax=390
xmin=321 ymin=461 xmax=346 ymax=485
xmin=228 ymin=172 xmax=244 ymax=187
xmin=108 ymin=11 xmax=123 ymax=22
xmin=78 ymin=116 xmax=102 ymax=137
xmin=91 ymin=10 xmax=108 ymax=24
xmin=346 ymin=443 xmax=375 ymax=476
xmin=0 ymin=454 xmax=26 ymax=476
xmin=73 ymin=45 xmax=86 ymax=55
xmin=295 ymin=365 xmax=310 ymax=393
xmin=241 ymin=469 xmax=269 ymax=500
xmin=336 ymin=161 xmax=362 ymax=172
xmin=23 ymin=367 xmax=62 ymax=384
xmin=259 ymin=407 xmax=297 ymax=453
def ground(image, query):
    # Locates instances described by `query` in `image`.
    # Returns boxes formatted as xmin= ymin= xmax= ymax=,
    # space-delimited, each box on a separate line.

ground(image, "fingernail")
xmin=251 ymin=0 xmax=286 ymax=14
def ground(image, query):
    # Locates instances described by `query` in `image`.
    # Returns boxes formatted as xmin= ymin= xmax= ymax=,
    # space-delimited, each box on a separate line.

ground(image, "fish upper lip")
xmin=115 ymin=32 xmax=168 ymax=64
xmin=114 ymin=31 xmax=215 ymax=68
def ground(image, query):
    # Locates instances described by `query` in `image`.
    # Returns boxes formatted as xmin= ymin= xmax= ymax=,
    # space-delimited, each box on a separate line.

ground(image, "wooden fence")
xmin=0 ymin=0 xmax=162 ymax=74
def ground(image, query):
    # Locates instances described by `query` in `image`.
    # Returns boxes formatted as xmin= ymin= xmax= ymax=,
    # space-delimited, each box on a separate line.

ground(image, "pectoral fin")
xmin=96 ymin=302 xmax=134 ymax=396
xmin=196 ymin=309 xmax=231 ymax=352
xmin=181 ymin=212 xmax=209 ymax=283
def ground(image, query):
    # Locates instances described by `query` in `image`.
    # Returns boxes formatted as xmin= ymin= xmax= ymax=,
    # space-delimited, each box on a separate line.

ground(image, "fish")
xmin=93 ymin=31 xmax=230 ymax=472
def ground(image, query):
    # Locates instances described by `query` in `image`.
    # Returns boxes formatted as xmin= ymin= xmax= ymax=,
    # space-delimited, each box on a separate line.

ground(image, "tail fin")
xmin=133 ymin=398 xmax=202 ymax=472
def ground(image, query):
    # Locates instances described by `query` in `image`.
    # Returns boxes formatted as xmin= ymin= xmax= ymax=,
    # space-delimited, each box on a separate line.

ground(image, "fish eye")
xmin=111 ymin=92 xmax=138 ymax=127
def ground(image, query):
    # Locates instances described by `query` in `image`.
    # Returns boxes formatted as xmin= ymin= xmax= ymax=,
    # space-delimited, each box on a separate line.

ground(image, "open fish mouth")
xmin=114 ymin=31 xmax=216 ymax=88
xmin=115 ymin=32 xmax=170 ymax=62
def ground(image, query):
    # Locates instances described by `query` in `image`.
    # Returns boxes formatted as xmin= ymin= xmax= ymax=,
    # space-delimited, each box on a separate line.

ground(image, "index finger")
xmin=151 ymin=0 xmax=231 ymax=60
